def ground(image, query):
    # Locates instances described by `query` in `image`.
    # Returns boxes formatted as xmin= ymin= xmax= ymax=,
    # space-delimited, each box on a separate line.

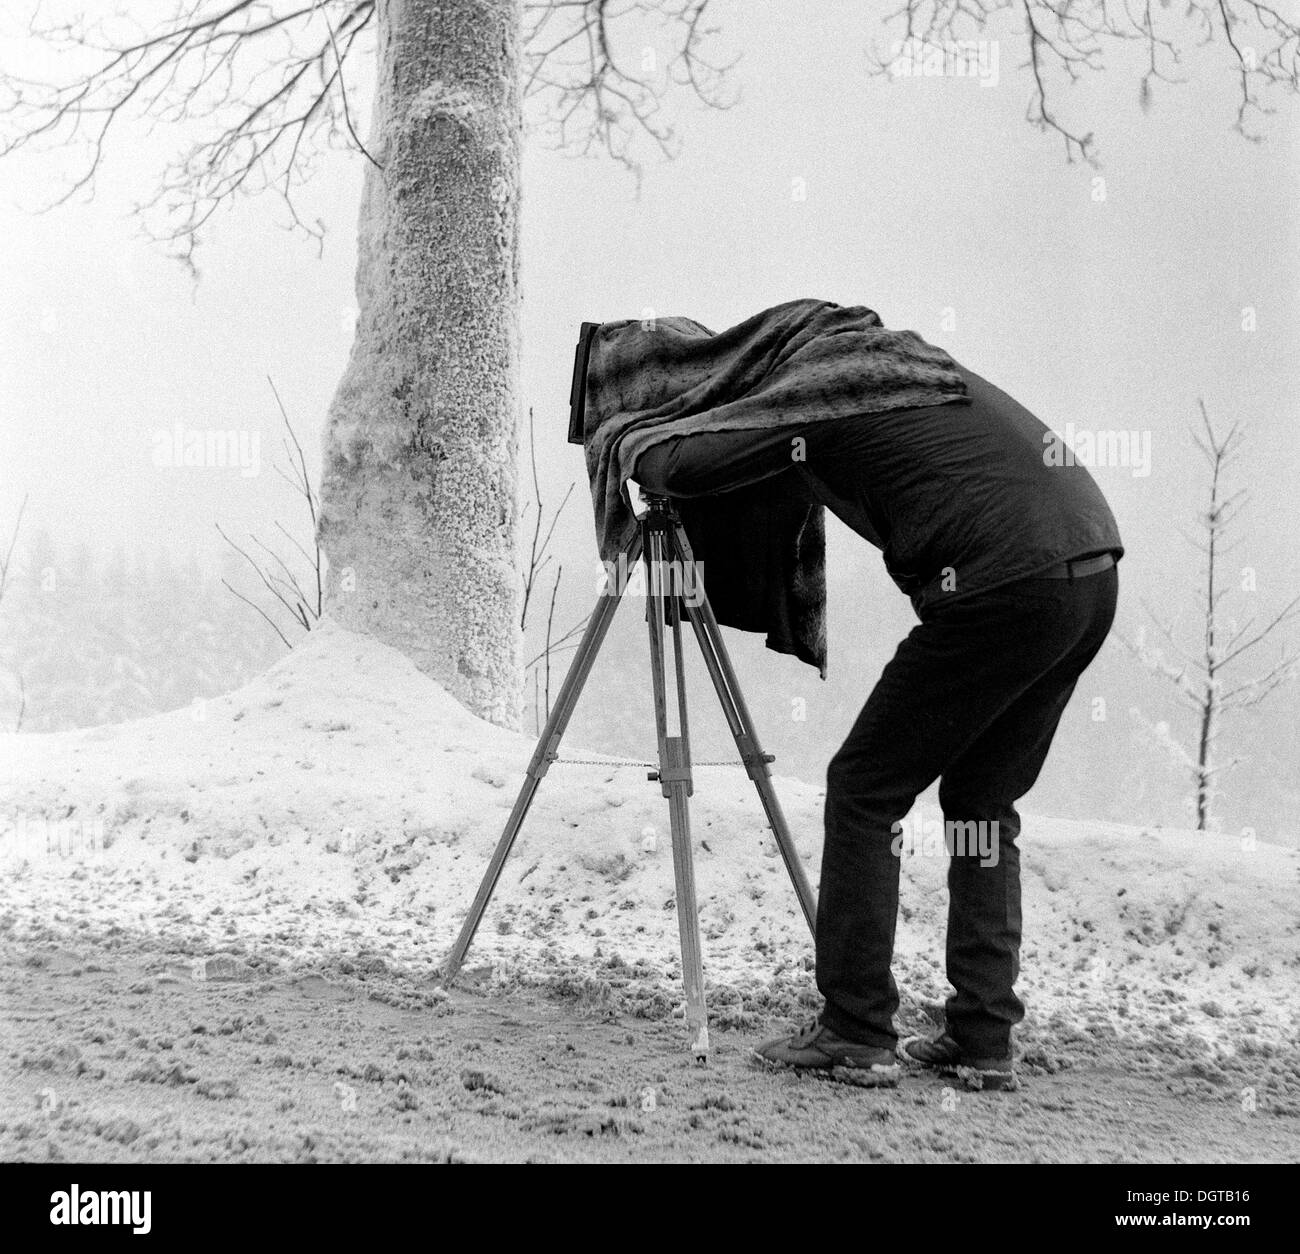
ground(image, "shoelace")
xmin=793 ymin=1016 xmax=824 ymax=1044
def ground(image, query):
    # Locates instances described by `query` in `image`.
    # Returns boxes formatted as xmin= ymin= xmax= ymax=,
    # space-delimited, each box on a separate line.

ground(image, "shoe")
xmin=897 ymin=1030 xmax=1017 ymax=1091
xmin=753 ymin=1017 xmax=900 ymax=1087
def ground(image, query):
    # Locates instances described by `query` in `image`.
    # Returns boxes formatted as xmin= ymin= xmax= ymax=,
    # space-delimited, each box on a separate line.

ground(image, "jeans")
xmin=815 ymin=564 xmax=1119 ymax=1056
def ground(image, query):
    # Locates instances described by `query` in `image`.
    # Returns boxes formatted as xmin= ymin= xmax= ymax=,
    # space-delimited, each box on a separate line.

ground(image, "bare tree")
xmin=519 ymin=406 xmax=575 ymax=631
xmin=0 ymin=2 xmax=734 ymax=263
xmin=1123 ymin=403 xmax=1299 ymax=830
xmin=1 ymin=1 xmax=1296 ymax=729
xmin=517 ymin=404 xmax=587 ymax=731
xmin=0 ymin=1 xmax=733 ymax=730
xmin=217 ymin=377 xmax=324 ymax=647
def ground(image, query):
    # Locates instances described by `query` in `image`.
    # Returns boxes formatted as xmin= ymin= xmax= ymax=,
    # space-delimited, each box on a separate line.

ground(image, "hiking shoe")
xmin=897 ymin=1030 xmax=1017 ymax=1091
xmin=753 ymin=1017 xmax=900 ymax=1087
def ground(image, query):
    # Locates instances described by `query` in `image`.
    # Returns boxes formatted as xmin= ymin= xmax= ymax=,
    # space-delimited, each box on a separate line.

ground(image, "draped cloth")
xmin=579 ymin=298 xmax=970 ymax=676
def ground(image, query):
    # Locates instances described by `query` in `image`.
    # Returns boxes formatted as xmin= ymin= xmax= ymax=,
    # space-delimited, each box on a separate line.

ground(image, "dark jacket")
xmin=634 ymin=363 xmax=1124 ymax=628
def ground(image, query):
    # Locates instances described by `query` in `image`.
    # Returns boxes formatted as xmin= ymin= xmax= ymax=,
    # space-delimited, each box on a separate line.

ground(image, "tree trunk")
xmin=318 ymin=0 xmax=523 ymax=728
xmin=1194 ymin=685 xmax=1215 ymax=831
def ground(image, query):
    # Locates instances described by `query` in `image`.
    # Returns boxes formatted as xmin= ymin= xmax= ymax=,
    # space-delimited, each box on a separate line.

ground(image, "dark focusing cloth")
xmin=580 ymin=299 xmax=972 ymax=676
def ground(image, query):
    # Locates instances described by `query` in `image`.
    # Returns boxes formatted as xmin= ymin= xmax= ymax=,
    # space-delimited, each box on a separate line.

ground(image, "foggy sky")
xmin=2 ymin=0 xmax=1297 ymax=676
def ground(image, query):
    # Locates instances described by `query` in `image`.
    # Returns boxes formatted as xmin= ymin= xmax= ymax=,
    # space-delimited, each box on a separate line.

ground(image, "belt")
xmin=1037 ymin=551 xmax=1117 ymax=580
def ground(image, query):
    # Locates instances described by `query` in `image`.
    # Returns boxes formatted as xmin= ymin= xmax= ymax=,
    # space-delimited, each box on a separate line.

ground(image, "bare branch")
xmin=216 ymin=521 xmax=305 ymax=622
xmin=221 ymin=576 xmax=292 ymax=648
xmin=524 ymin=610 xmax=590 ymax=669
xmin=1217 ymin=591 xmax=1300 ymax=669
xmin=520 ymin=405 xmax=577 ymax=632
xmin=4 ymin=0 xmax=1297 ymax=250
xmin=1116 ymin=627 xmax=1204 ymax=707
xmin=864 ymin=0 xmax=1300 ymax=165
xmin=0 ymin=492 xmax=29 ymax=607
xmin=1219 ymin=649 xmax=1299 ymax=707
xmin=267 ymin=375 xmax=322 ymax=615
xmin=543 ymin=563 xmax=562 ymax=720
xmin=522 ymin=0 xmax=740 ymax=179
xmin=311 ymin=0 xmax=381 ymax=169
xmin=0 ymin=1 xmax=378 ymax=261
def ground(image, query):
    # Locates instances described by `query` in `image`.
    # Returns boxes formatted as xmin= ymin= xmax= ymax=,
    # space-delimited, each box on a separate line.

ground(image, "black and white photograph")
xmin=0 ymin=0 xmax=1297 ymax=1207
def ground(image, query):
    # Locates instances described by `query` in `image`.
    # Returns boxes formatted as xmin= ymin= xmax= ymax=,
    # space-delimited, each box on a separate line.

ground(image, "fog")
xmin=1 ymin=1 xmax=1297 ymax=839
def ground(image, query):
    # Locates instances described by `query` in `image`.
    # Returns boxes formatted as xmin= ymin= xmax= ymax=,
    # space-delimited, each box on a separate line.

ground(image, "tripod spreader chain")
xmin=442 ymin=494 xmax=818 ymax=1061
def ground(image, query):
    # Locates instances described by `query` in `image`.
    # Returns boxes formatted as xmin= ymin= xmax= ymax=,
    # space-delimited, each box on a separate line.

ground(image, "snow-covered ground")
xmin=5 ymin=621 xmax=1294 ymax=1049
xmin=3 ymin=618 xmax=1296 ymax=1057
xmin=4 ymin=619 xmax=1299 ymax=1162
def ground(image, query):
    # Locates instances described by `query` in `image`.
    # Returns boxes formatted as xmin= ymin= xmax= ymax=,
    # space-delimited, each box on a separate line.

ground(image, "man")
xmin=631 ymin=358 xmax=1122 ymax=1091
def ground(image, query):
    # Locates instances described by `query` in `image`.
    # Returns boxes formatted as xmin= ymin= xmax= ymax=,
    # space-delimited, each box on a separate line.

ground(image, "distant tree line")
xmin=0 ymin=534 xmax=285 ymax=732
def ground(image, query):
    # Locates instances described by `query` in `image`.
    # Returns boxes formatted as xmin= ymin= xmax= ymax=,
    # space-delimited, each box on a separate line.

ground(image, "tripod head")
xmin=625 ymin=478 xmax=677 ymax=521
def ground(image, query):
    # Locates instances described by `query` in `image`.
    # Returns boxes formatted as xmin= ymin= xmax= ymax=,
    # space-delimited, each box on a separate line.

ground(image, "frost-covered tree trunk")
xmin=319 ymin=0 xmax=523 ymax=728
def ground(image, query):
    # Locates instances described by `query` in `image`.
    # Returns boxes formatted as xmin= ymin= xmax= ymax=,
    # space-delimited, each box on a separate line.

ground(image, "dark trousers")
xmin=816 ymin=565 xmax=1118 ymax=1056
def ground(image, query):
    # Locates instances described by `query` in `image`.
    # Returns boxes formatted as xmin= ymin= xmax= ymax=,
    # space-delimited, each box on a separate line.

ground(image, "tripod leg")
xmin=646 ymin=523 xmax=710 ymax=1062
xmin=674 ymin=523 xmax=819 ymax=939
xmin=442 ymin=533 xmax=641 ymax=982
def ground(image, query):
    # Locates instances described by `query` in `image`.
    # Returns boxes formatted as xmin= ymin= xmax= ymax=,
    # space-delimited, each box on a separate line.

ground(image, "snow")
xmin=3 ymin=618 xmax=1297 ymax=1053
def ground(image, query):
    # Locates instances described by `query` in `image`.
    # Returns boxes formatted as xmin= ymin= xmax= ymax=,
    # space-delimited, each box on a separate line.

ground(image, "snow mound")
xmin=3 ymin=618 xmax=1298 ymax=1055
